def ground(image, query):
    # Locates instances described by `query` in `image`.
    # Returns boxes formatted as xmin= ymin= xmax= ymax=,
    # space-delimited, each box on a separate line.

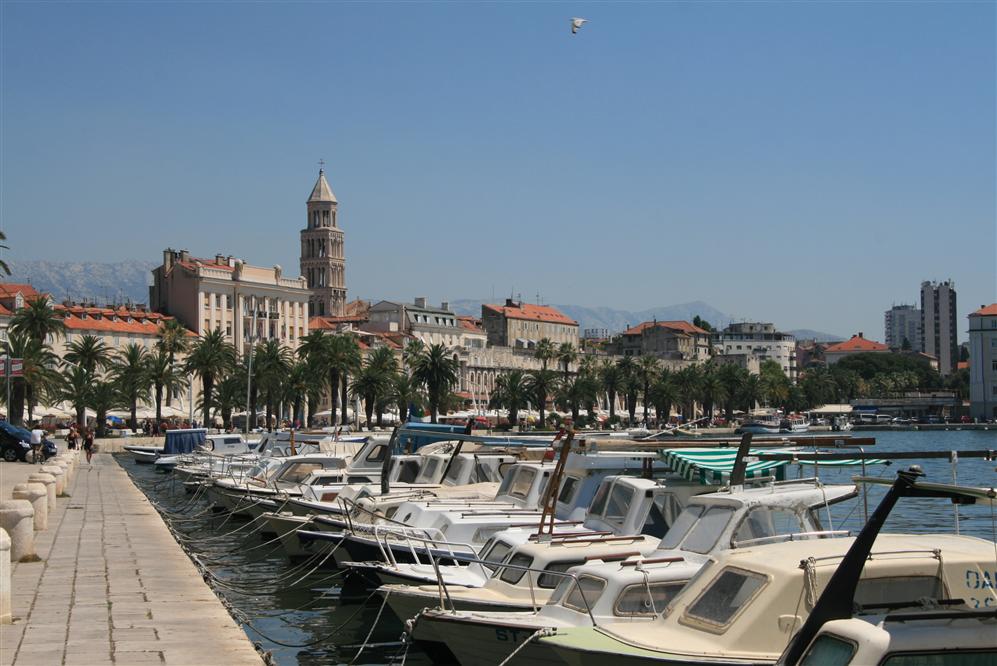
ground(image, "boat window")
xmin=347 ymin=476 xmax=373 ymax=484
xmin=685 ymin=567 xmax=767 ymax=628
xmin=563 ymin=576 xmax=607 ymax=613
xmin=643 ymin=494 xmax=681 ymax=539
xmin=588 ymin=481 xmax=612 ymax=517
xmin=732 ymin=507 xmax=806 ymax=545
xmin=557 ymin=476 xmax=580 ymax=505
xmin=472 ymin=461 xmax=493 ymax=483
xmin=853 ymin=576 xmax=943 ymax=611
xmin=309 ymin=475 xmax=341 ymax=485
xmin=418 ymin=458 xmax=441 ymax=482
xmin=547 ymin=577 xmax=572 ymax=605
xmin=496 ymin=467 xmax=517 ymax=494
xmin=603 ymin=484 xmax=634 ymax=522
xmin=880 ymin=651 xmax=997 ymax=665
xmin=680 ymin=506 xmax=736 ymax=554
xmin=614 ymin=582 xmax=686 ymax=617
xmin=538 ymin=560 xmax=585 ymax=589
xmin=278 ymin=462 xmax=323 ymax=484
xmin=508 ymin=468 xmax=537 ymax=499
xmin=396 ymin=460 xmax=420 ymax=484
xmin=659 ymin=505 xmax=704 ymax=550
xmin=384 ymin=507 xmax=398 ymax=519
xmin=364 ymin=445 xmax=387 ymax=464
xmin=499 ymin=553 xmax=534 ymax=584
xmin=799 ymin=635 xmax=856 ymax=666
xmin=442 ymin=459 xmax=467 ymax=486
xmin=480 ymin=540 xmax=514 ymax=573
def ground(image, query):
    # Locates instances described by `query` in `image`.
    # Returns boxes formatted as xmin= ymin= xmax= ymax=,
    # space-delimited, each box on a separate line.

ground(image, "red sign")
xmin=0 ymin=358 xmax=23 ymax=378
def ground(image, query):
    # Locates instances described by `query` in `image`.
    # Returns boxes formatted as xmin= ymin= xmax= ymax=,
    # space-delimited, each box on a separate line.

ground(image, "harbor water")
xmin=121 ymin=429 xmax=997 ymax=666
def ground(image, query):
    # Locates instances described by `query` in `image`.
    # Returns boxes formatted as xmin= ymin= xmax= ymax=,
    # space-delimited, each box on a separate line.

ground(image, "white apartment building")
xmin=968 ymin=304 xmax=997 ymax=421
xmin=884 ymin=304 xmax=921 ymax=350
xmin=715 ymin=322 xmax=797 ymax=380
xmin=368 ymin=298 xmax=468 ymax=348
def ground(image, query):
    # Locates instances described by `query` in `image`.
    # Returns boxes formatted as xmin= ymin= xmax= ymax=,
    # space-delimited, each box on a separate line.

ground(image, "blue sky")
xmin=2 ymin=1 xmax=994 ymax=339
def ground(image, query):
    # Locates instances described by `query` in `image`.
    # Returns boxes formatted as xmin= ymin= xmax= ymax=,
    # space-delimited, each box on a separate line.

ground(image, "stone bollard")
xmin=27 ymin=473 xmax=56 ymax=513
xmin=12 ymin=484 xmax=47 ymax=532
xmin=50 ymin=460 xmax=72 ymax=489
xmin=41 ymin=465 xmax=66 ymax=497
xmin=0 ymin=501 xmax=35 ymax=562
xmin=0 ymin=528 xmax=10 ymax=623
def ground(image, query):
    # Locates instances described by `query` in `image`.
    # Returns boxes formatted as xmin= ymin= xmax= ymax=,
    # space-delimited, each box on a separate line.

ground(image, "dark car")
xmin=0 ymin=421 xmax=57 ymax=462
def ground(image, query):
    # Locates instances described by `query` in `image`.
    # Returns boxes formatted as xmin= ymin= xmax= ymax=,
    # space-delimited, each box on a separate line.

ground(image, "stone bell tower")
xmin=300 ymin=166 xmax=346 ymax=317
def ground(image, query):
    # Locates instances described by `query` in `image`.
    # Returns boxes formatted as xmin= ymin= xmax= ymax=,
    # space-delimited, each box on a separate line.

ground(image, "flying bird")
xmin=570 ymin=17 xmax=588 ymax=35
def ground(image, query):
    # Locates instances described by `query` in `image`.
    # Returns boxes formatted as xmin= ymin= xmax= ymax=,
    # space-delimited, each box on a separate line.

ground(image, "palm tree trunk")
xmin=608 ymin=391 xmax=616 ymax=420
xmin=510 ymin=408 xmax=518 ymax=428
xmin=329 ymin=369 xmax=339 ymax=424
xmin=307 ymin=394 xmax=318 ymax=427
xmin=9 ymin=379 xmax=25 ymax=426
xmin=130 ymin=399 xmax=138 ymax=432
xmin=375 ymin=405 xmax=384 ymax=428
xmin=97 ymin=410 xmax=108 ymax=438
xmin=202 ymin=374 xmax=213 ymax=425
xmin=155 ymin=384 xmax=163 ymax=426
xmin=76 ymin=405 xmax=85 ymax=430
xmin=340 ymin=374 xmax=349 ymax=426
xmin=265 ymin=390 xmax=273 ymax=431
xmin=364 ymin=395 xmax=374 ymax=429
xmin=642 ymin=385 xmax=650 ymax=423
xmin=293 ymin=397 xmax=303 ymax=427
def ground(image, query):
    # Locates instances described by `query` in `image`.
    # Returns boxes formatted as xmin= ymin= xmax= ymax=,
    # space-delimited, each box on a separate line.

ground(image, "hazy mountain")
xmin=450 ymin=299 xmax=735 ymax=334
xmin=6 ymin=259 xmax=156 ymax=305
xmin=787 ymin=329 xmax=845 ymax=342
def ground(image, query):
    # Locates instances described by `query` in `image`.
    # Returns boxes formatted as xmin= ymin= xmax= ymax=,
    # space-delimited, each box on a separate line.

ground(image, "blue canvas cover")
xmin=163 ymin=428 xmax=207 ymax=455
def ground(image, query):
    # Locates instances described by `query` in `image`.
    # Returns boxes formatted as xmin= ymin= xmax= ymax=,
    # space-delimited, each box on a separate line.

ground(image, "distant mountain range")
xmin=4 ymin=261 xmax=844 ymax=341
xmin=7 ymin=260 xmax=156 ymax=305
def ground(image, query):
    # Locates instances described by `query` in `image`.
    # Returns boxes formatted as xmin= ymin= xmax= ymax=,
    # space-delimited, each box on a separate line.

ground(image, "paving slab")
xmin=0 ymin=453 xmax=263 ymax=665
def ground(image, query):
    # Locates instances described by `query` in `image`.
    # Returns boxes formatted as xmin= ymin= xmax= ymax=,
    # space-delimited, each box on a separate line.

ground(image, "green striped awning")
xmin=659 ymin=448 xmax=791 ymax=485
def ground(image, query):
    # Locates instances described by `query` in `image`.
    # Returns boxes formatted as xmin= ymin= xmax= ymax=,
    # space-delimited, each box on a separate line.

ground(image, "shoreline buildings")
xmin=968 ymin=304 xmax=997 ymax=420
xmin=921 ymin=280 xmax=958 ymax=375
xmin=884 ymin=304 xmax=921 ymax=351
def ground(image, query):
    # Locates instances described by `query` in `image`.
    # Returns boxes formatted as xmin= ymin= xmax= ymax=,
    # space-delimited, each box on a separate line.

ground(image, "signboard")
xmin=0 ymin=358 xmax=23 ymax=378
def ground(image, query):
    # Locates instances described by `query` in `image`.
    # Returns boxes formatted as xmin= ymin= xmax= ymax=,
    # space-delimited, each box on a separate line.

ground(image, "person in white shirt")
xmin=29 ymin=426 xmax=45 ymax=462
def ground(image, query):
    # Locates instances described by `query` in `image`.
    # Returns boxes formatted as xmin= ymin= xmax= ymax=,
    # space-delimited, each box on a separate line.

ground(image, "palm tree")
xmin=254 ymin=339 xmax=292 ymax=430
xmin=410 ymin=343 xmax=459 ymax=423
xmin=185 ymin=329 xmax=236 ymax=426
xmin=490 ymin=370 xmax=531 ymax=428
xmin=112 ymin=343 xmax=150 ymax=431
xmin=297 ymin=330 xmax=330 ymax=424
xmin=698 ymin=367 xmax=728 ymax=421
xmin=0 ymin=230 xmax=11 ymax=276
xmin=10 ymin=297 xmax=65 ymax=345
xmin=556 ymin=374 xmax=595 ymax=424
xmin=403 ymin=339 xmax=426 ymax=374
xmin=649 ymin=370 xmax=677 ymax=427
xmin=534 ymin=338 xmax=557 ymax=371
xmin=157 ymin=318 xmax=190 ymax=405
xmin=526 ymin=369 xmax=559 ymax=429
xmin=335 ymin=335 xmax=362 ymax=426
xmin=556 ymin=343 xmax=577 ymax=382
xmin=58 ymin=365 xmax=92 ymax=429
xmin=389 ymin=373 xmax=422 ymax=424
xmin=636 ymin=356 xmax=659 ymax=425
xmin=717 ymin=364 xmax=748 ymax=421
xmin=214 ymin=375 xmax=245 ymax=431
xmin=367 ymin=347 xmax=398 ymax=426
xmin=5 ymin=331 xmax=58 ymax=426
xmin=64 ymin=334 xmax=112 ymax=378
xmin=350 ymin=361 xmax=391 ymax=429
xmin=672 ymin=365 xmax=702 ymax=421
xmin=282 ymin=361 xmax=322 ymax=427
xmin=89 ymin=380 xmax=122 ymax=438
xmin=739 ymin=374 xmax=763 ymax=412
xmin=599 ymin=360 xmax=623 ymax=421
xmin=146 ymin=348 xmax=184 ymax=426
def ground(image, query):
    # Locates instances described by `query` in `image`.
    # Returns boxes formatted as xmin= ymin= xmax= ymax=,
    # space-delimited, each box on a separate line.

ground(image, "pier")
xmin=0 ymin=453 xmax=262 ymax=666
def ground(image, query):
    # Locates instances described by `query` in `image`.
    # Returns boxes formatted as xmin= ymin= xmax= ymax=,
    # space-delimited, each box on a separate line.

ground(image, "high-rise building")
xmin=300 ymin=168 xmax=346 ymax=317
xmin=884 ymin=304 xmax=921 ymax=350
xmin=920 ymin=280 xmax=958 ymax=375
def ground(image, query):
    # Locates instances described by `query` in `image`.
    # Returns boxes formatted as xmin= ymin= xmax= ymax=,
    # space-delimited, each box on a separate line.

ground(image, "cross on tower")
xmin=318 ymin=158 xmax=326 ymax=172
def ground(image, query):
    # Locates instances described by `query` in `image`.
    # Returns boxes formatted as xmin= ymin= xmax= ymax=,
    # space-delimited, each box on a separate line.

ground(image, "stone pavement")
xmin=0 ymin=454 xmax=263 ymax=666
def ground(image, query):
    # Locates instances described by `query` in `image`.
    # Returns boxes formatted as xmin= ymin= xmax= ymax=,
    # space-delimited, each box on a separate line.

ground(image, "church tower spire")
xmin=300 ymin=165 xmax=346 ymax=317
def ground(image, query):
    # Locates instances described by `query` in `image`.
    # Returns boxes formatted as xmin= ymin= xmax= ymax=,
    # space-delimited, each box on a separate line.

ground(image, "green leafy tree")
xmin=185 ymin=329 xmax=236 ymax=425
xmin=649 ymin=370 xmax=677 ymax=426
xmin=490 ymin=369 xmax=531 ymax=428
xmin=0 ymin=231 xmax=11 ymax=276
xmin=717 ymin=363 xmax=748 ymax=420
xmin=410 ymin=343 xmax=459 ymax=423
xmin=282 ymin=360 xmax=323 ymax=427
xmin=157 ymin=318 xmax=190 ymax=404
xmin=699 ymin=366 xmax=728 ymax=420
xmin=214 ymin=375 xmax=245 ymax=430
xmin=367 ymin=347 xmax=399 ymax=426
xmin=58 ymin=365 xmax=92 ymax=429
xmin=389 ymin=373 xmax=422 ymax=423
xmin=146 ymin=348 xmax=184 ymax=426
xmin=112 ymin=343 xmax=151 ymax=431
xmin=254 ymin=339 xmax=292 ymax=430
xmin=739 ymin=374 xmax=763 ymax=412
xmin=534 ymin=338 xmax=557 ymax=371
xmin=5 ymin=331 xmax=58 ymax=426
xmin=557 ymin=343 xmax=577 ymax=382
xmin=526 ymin=369 xmax=559 ymax=429
xmin=557 ymin=373 xmax=597 ymax=424
xmin=64 ymin=334 xmax=112 ymax=378
xmin=672 ymin=365 xmax=702 ymax=421
xmin=636 ymin=356 xmax=659 ymax=424
xmin=351 ymin=360 xmax=391 ymax=429
xmin=692 ymin=316 xmax=714 ymax=332
xmin=89 ymin=380 xmax=122 ymax=438
xmin=759 ymin=360 xmax=790 ymax=408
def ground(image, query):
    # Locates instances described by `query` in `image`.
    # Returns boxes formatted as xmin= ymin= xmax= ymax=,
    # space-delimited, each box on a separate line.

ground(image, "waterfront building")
xmin=714 ymin=322 xmax=797 ymax=380
xmin=481 ymin=299 xmax=578 ymax=349
xmin=615 ymin=320 xmax=711 ymax=362
xmin=884 ymin=304 xmax=921 ymax=351
xmin=795 ymin=339 xmax=828 ymax=370
xmin=300 ymin=168 xmax=347 ymax=317
xmin=968 ymin=303 xmax=997 ymax=420
xmin=823 ymin=332 xmax=890 ymax=365
xmin=149 ymin=249 xmax=310 ymax=354
xmin=920 ymin=280 xmax=958 ymax=375
xmin=52 ymin=303 xmax=190 ymax=358
xmin=368 ymin=298 xmax=468 ymax=348
xmin=0 ymin=283 xmax=49 ymax=347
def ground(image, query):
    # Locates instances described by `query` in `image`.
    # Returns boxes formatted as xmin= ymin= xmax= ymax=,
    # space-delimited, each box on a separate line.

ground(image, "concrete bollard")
xmin=0 ymin=528 xmax=10 ymax=623
xmin=12 ymin=484 xmax=47 ymax=531
xmin=49 ymin=460 xmax=72 ymax=488
xmin=27 ymin=473 xmax=56 ymax=513
xmin=0 ymin=501 xmax=35 ymax=562
xmin=41 ymin=465 xmax=66 ymax=497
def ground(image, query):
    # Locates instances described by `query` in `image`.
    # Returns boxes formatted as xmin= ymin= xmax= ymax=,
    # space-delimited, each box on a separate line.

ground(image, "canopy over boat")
xmin=162 ymin=428 xmax=207 ymax=455
xmin=659 ymin=447 xmax=886 ymax=484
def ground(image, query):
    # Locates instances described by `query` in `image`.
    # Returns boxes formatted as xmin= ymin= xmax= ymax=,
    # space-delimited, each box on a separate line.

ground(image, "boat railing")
xmin=732 ymin=529 xmax=851 ymax=548
xmin=370 ymin=524 xmax=471 ymax=568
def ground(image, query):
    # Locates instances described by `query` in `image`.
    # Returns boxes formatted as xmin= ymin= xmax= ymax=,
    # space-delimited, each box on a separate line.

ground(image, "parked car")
xmin=917 ymin=414 xmax=942 ymax=424
xmin=0 ymin=421 xmax=57 ymax=462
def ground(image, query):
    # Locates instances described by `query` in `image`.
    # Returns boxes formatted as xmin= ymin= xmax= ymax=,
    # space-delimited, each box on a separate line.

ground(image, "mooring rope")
xmin=497 ymin=627 xmax=551 ymax=666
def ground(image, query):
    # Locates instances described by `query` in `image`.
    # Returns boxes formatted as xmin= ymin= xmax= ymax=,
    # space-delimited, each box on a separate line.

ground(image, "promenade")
xmin=0 ymin=454 xmax=263 ymax=666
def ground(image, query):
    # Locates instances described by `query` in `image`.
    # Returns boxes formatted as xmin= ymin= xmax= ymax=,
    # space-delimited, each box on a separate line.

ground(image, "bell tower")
xmin=300 ymin=165 xmax=346 ymax=317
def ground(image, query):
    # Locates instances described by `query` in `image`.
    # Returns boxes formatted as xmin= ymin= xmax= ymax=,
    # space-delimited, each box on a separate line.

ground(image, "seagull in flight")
xmin=570 ymin=17 xmax=588 ymax=35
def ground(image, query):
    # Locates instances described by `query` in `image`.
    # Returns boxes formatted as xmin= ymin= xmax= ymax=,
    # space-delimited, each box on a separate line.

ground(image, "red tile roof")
xmin=957 ymin=360 xmax=969 ymax=370
xmin=177 ymin=258 xmax=236 ymax=272
xmin=457 ymin=315 xmax=484 ymax=332
xmin=623 ymin=320 xmax=709 ymax=336
xmin=53 ymin=304 xmax=188 ymax=337
xmin=0 ymin=303 xmax=10 ymax=316
xmin=483 ymin=303 xmax=577 ymax=326
xmin=0 ymin=283 xmax=42 ymax=299
xmin=971 ymin=304 xmax=997 ymax=316
xmin=825 ymin=334 xmax=889 ymax=353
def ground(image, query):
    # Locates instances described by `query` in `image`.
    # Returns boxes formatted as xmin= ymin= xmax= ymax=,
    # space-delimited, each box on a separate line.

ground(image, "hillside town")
xmin=0 ymin=168 xmax=992 ymax=435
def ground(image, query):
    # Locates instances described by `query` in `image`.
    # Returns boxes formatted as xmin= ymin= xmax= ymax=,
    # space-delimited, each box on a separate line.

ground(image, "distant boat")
xmin=736 ymin=416 xmax=781 ymax=435
xmin=780 ymin=414 xmax=809 ymax=433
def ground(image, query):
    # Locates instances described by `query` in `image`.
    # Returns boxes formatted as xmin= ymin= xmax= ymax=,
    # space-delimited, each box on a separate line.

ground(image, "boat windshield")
xmin=442 ymin=458 xmax=468 ymax=486
xmin=479 ymin=539 xmax=515 ymax=573
xmin=660 ymin=504 xmax=736 ymax=554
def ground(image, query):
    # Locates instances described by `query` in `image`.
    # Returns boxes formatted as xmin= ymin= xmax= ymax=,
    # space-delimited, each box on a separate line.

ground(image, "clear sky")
xmin=2 ymin=1 xmax=994 ymax=339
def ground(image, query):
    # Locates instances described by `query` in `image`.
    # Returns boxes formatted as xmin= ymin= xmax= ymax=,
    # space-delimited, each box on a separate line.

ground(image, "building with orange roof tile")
xmin=150 ymin=248 xmax=310 ymax=355
xmin=480 ymin=298 xmax=578 ymax=349
xmin=49 ymin=302 xmax=194 ymax=361
xmin=824 ymin=332 xmax=891 ymax=366
xmin=368 ymin=298 xmax=476 ymax=348
xmin=615 ymin=319 xmax=711 ymax=362
xmin=968 ymin=303 xmax=997 ymax=420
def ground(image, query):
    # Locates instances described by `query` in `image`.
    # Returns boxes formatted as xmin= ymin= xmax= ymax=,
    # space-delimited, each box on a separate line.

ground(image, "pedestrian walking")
xmin=67 ymin=424 xmax=78 ymax=450
xmin=83 ymin=427 xmax=95 ymax=465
